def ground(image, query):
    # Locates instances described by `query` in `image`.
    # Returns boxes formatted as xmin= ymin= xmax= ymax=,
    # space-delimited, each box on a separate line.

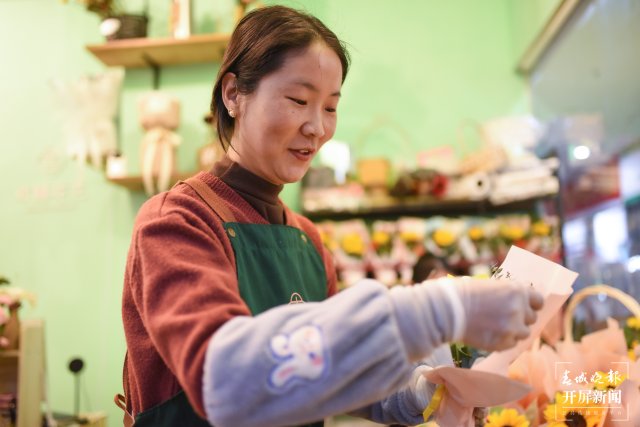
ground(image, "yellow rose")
xmin=627 ymin=317 xmax=640 ymax=330
xmin=500 ymin=225 xmax=526 ymax=241
xmin=433 ymin=229 xmax=455 ymax=247
xmin=532 ymin=221 xmax=551 ymax=236
xmin=468 ymin=226 xmax=484 ymax=241
xmin=372 ymin=231 xmax=391 ymax=247
xmin=341 ymin=233 xmax=364 ymax=257
xmin=400 ymin=231 xmax=420 ymax=244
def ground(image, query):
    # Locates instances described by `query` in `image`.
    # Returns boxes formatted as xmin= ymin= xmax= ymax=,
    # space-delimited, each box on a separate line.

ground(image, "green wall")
xmin=0 ymin=1 xmax=545 ymax=424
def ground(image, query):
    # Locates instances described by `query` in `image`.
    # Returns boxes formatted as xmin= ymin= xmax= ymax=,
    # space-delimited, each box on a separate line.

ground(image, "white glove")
xmin=410 ymin=364 xmax=439 ymax=412
xmin=454 ymin=278 xmax=543 ymax=351
xmin=389 ymin=277 xmax=544 ymax=360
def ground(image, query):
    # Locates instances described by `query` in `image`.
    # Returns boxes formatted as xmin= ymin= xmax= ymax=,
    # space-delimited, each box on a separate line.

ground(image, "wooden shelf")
xmin=302 ymin=194 xmax=555 ymax=221
xmin=107 ymin=171 xmax=199 ymax=191
xmin=0 ymin=350 xmax=19 ymax=359
xmin=86 ymin=33 xmax=231 ymax=68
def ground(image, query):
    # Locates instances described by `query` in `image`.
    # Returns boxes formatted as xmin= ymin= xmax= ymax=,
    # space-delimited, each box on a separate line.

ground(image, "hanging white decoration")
xmin=50 ymin=69 xmax=124 ymax=169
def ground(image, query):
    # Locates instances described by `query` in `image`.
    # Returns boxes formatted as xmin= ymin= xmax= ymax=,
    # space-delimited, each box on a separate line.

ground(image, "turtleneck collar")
xmin=211 ymin=155 xmax=286 ymax=224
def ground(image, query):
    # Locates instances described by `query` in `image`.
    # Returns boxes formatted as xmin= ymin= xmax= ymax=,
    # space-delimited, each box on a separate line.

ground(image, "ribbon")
xmin=423 ymin=384 xmax=445 ymax=422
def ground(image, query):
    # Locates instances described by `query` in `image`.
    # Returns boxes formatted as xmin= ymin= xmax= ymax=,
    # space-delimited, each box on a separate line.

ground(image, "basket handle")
xmin=563 ymin=284 xmax=640 ymax=341
xmin=456 ymin=118 xmax=490 ymax=155
xmin=354 ymin=116 xmax=412 ymax=161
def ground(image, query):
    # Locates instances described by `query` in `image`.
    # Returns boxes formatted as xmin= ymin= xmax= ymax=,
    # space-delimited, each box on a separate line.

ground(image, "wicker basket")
xmin=563 ymin=284 xmax=640 ymax=340
xmin=457 ymin=119 xmax=508 ymax=175
xmin=106 ymin=14 xmax=148 ymax=41
xmin=354 ymin=116 xmax=412 ymax=190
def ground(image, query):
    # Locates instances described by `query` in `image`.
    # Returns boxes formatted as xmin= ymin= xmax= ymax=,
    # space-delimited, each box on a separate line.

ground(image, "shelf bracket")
xmin=142 ymin=53 xmax=161 ymax=89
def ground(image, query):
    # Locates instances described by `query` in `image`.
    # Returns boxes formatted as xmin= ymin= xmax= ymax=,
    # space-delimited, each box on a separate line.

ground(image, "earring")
xmin=228 ymin=109 xmax=236 ymax=118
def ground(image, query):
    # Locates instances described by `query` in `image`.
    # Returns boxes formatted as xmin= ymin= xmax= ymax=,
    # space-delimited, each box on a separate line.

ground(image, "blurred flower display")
xmin=341 ymin=232 xmax=365 ymax=258
xmin=316 ymin=214 xmax=562 ymax=288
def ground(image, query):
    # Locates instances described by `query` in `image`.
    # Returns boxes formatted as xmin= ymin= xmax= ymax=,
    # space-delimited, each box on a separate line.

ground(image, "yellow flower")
xmin=532 ymin=220 xmax=551 ymax=236
xmin=500 ymin=225 xmax=526 ymax=241
xmin=372 ymin=231 xmax=391 ymax=247
xmin=626 ymin=317 xmax=640 ymax=330
xmin=432 ymin=229 xmax=455 ymax=247
xmin=320 ymin=231 xmax=337 ymax=251
xmin=468 ymin=226 xmax=485 ymax=241
xmin=592 ymin=370 xmax=626 ymax=390
xmin=485 ymin=408 xmax=529 ymax=427
xmin=400 ymin=231 xmax=420 ymax=244
xmin=341 ymin=233 xmax=364 ymax=257
xmin=544 ymin=392 xmax=605 ymax=427
xmin=630 ymin=341 xmax=639 ymax=361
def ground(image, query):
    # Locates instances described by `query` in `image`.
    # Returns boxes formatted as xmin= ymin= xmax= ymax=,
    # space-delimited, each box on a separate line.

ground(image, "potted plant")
xmin=62 ymin=0 xmax=148 ymax=41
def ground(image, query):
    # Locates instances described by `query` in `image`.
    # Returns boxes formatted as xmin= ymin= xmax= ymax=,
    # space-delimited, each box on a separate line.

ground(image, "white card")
xmin=474 ymin=246 xmax=578 ymax=374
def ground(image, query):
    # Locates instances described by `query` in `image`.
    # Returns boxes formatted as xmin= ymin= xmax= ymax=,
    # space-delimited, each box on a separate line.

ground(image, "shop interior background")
xmin=0 ymin=0 xmax=638 ymax=424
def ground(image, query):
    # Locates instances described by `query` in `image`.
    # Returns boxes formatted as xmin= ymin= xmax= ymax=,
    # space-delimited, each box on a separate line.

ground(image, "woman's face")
xmin=228 ymin=42 xmax=343 ymax=185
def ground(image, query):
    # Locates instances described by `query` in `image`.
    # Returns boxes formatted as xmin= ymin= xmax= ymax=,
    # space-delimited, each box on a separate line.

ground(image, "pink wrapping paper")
xmin=423 ymin=246 xmax=579 ymax=425
xmin=423 ymin=366 xmax=532 ymax=426
xmin=508 ymin=312 xmax=640 ymax=426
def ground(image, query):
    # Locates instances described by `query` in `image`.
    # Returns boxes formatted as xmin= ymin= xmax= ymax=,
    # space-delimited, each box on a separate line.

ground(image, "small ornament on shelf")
xmin=62 ymin=1 xmax=148 ymax=41
xmin=170 ymin=0 xmax=191 ymax=39
xmin=138 ymin=91 xmax=182 ymax=195
xmin=0 ymin=276 xmax=37 ymax=351
xmin=106 ymin=151 xmax=128 ymax=179
xmin=50 ymin=69 xmax=124 ymax=171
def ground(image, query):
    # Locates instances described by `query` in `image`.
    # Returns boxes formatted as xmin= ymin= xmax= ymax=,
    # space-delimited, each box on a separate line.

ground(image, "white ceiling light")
xmin=573 ymin=144 xmax=591 ymax=160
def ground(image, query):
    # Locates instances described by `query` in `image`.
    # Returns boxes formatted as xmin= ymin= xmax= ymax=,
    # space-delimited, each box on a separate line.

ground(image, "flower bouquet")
xmin=524 ymin=217 xmax=562 ymax=264
xmin=419 ymin=246 xmax=578 ymax=426
xmin=493 ymin=215 xmax=532 ymax=261
xmin=466 ymin=218 xmax=499 ymax=268
xmin=333 ymin=220 xmax=371 ymax=287
xmin=316 ymin=221 xmax=339 ymax=255
xmin=395 ymin=217 xmax=428 ymax=284
xmin=369 ymin=220 xmax=399 ymax=286
xmin=424 ymin=217 xmax=467 ymax=270
xmin=499 ymin=284 xmax=640 ymax=426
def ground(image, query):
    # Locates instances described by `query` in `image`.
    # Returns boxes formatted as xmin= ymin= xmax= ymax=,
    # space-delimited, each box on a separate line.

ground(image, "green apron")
xmin=133 ymin=177 xmax=327 ymax=427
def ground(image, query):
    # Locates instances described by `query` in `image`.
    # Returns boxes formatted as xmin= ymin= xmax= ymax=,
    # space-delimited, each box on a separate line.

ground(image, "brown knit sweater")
xmin=121 ymin=163 xmax=337 ymax=418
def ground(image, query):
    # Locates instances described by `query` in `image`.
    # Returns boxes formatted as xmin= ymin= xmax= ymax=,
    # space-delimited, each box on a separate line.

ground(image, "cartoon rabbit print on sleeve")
xmin=268 ymin=324 xmax=327 ymax=391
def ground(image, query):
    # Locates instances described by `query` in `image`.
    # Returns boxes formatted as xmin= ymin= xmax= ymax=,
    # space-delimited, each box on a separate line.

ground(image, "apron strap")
xmin=180 ymin=177 xmax=238 ymax=223
xmin=116 ymin=176 xmax=235 ymax=427
xmin=114 ymin=393 xmax=135 ymax=427
xmin=115 ymin=351 xmax=135 ymax=427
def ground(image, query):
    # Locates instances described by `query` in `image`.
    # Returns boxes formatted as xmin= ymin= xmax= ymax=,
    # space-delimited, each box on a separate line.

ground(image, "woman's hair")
xmin=411 ymin=254 xmax=449 ymax=283
xmin=210 ymin=5 xmax=350 ymax=149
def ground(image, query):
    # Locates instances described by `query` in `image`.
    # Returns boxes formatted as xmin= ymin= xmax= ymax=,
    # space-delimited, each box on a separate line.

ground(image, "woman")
xmin=119 ymin=5 xmax=543 ymax=427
